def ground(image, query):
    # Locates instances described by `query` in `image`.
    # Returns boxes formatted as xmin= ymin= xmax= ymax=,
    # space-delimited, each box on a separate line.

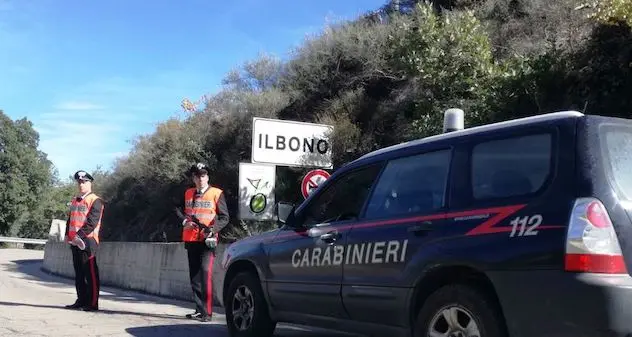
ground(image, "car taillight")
xmin=565 ymin=198 xmax=627 ymax=274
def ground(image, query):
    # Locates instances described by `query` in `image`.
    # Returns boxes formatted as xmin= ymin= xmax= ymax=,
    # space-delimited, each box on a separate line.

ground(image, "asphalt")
xmin=0 ymin=248 xmax=358 ymax=337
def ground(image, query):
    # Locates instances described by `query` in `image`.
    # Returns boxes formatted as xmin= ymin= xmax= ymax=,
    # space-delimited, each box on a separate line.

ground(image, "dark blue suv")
xmin=220 ymin=110 xmax=632 ymax=337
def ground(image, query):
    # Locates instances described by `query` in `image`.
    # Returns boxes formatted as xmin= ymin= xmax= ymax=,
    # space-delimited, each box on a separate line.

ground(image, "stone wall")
xmin=42 ymin=241 xmax=227 ymax=306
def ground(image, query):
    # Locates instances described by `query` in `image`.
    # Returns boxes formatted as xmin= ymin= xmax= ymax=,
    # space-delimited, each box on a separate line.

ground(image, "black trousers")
xmin=186 ymin=242 xmax=215 ymax=316
xmin=71 ymin=245 xmax=100 ymax=308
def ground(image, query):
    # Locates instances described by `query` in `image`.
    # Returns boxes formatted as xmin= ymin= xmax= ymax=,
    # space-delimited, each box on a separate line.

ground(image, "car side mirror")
xmin=276 ymin=202 xmax=295 ymax=227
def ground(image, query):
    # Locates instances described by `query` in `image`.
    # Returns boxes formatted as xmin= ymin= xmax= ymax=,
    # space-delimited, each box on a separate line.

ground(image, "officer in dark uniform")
xmin=179 ymin=163 xmax=230 ymax=321
xmin=64 ymin=170 xmax=105 ymax=312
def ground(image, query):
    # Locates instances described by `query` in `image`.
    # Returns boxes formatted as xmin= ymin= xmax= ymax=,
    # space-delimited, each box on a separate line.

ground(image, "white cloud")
xmin=33 ymin=70 xmax=219 ymax=179
xmin=34 ymin=98 xmax=142 ymax=179
xmin=34 ymin=115 xmax=126 ymax=179
xmin=105 ymin=151 xmax=128 ymax=158
xmin=53 ymin=101 xmax=104 ymax=111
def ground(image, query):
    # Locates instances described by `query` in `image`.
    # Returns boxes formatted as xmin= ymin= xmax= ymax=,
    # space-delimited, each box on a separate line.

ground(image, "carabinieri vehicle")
xmin=219 ymin=109 xmax=632 ymax=337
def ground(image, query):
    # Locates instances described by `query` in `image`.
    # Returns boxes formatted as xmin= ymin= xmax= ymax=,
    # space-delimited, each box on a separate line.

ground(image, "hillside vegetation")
xmin=2 ymin=0 xmax=631 ymax=243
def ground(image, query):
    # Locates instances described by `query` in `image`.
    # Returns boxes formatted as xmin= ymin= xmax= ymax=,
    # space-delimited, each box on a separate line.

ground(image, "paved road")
xmin=0 ymin=248 xmax=359 ymax=337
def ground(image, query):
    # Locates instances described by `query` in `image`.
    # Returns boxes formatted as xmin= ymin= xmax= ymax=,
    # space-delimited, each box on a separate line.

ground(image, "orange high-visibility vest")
xmin=182 ymin=187 xmax=223 ymax=242
xmin=66 ymin=193 xmax=103 ymax=244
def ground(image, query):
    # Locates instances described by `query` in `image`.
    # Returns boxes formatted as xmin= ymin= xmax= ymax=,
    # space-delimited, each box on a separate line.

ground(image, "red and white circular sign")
xmin=301 ymin=169 xmax=330 ymax=199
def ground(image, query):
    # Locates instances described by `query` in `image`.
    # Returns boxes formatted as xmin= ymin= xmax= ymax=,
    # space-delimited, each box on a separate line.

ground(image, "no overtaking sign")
xmin=301 ymin=169 xmax=331 ymax=199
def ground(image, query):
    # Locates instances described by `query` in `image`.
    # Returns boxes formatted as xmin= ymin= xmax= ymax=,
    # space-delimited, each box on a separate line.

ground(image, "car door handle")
xmin=408 ymin=221 xmax=434 ymax=233
xmin=320 ymin=232 xmax=339 ymax=243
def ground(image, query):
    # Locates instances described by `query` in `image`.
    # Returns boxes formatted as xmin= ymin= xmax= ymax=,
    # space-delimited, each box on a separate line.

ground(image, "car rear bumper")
xmin=488 ymin=270 xmax=632 ymax=337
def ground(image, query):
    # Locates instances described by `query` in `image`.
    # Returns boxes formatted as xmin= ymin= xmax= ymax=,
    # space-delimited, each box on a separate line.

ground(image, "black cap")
xmin=74 ymin=170 xmax=94 ymax=182
xmin=188 ymin=162 xmax=209 ymax=176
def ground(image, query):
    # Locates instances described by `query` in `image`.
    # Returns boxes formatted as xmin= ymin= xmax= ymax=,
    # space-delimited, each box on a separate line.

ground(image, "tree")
xmin=0 ymin=110 xmax=55 ymax=237
xmin=582 ymin=0 xmax=632 ymax=27
xmin=17 ymin=178 xmax=75 ymax=240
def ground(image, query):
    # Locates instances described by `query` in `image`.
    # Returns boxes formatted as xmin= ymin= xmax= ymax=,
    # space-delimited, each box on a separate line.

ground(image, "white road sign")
xmin=251 ymin=117 xmax=334 ymax=169
xmin=238 ymin=162 xmax=276 ymax=221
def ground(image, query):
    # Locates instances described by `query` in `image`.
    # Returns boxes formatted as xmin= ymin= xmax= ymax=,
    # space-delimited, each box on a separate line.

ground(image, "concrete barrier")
xmin=42 ymin=241 xmax=227 ymax=307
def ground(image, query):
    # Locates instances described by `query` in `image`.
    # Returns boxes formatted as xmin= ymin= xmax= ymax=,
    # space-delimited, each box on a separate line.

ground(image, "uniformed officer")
xmin=181 ymin=163 xmax=230 ymax=322
xmin=64 ymin=170 xmax=105 ymax=312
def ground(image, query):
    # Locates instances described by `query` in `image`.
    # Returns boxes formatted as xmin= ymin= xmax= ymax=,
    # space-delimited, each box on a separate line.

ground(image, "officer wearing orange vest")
xmin=63 ymin=170 xmax=105 ymax=312
xmin=181 ymin=163 xmax=229 ymax=322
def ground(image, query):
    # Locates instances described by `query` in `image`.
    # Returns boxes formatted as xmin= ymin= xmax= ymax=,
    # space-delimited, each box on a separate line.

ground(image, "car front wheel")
xmin=225 ymin=271 xmax=276 ymax=337
xmin=414 ymin=284 xmax=507 ymax=337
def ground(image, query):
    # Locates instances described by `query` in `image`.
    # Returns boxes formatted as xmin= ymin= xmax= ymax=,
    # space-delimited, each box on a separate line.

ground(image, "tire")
xmin=225 ymin=271 xmax=277 ymax=337
xmin=413 ymin=284 xmax=507 ymax=337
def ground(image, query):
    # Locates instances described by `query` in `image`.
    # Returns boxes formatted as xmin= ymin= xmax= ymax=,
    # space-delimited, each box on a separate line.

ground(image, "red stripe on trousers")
xmin=206 ymin=254 xmax=214 ymax=315
xmin=89 ymin=256 xmax=97 ymax=307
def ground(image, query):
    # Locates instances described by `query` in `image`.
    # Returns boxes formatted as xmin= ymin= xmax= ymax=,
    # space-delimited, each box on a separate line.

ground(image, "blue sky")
xmin=0 ymin=0 xmax=385 ymax=180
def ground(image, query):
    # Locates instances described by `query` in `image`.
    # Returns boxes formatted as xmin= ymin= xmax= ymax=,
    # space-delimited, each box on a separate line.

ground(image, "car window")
xmin=471 ymin=133 xmax=552 ymax=200
xmin=301 ymin=164 xmax=382 ymax=226
xmin=602 ymin=125 xmax=632 ymax=200
xmin=364 ymin=149 xmax=451 ymax=219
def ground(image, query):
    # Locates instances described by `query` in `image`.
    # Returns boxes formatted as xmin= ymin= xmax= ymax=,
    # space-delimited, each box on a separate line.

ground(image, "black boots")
xmin=65 ymin=300 xmax=98 ymax=311
xmin=65 ymin=301 xmax=83 ymax=309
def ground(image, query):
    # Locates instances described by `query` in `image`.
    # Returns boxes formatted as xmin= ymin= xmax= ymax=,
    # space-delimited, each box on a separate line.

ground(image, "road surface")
xmin=0 ymin=248 xmax=359 ymax=337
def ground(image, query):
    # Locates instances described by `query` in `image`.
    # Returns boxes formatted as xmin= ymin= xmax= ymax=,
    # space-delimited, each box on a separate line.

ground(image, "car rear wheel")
xmin=225 ymin=271 xmax=277 ymax=337
xmin=414 ymin=284 xmax=507 ymax=337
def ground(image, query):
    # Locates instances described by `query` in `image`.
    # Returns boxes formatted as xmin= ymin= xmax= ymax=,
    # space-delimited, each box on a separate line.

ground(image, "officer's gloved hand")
xmin=183 ymin=220 xmax=196 ymax=229
xmin=72 ymin=236 xmax=86 ymax=250
xmin=205 ymin=236 xmax=217 ymax=250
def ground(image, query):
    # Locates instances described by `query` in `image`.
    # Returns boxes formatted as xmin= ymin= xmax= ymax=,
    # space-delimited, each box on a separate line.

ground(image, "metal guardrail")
xmin=0 ymin=236 xmax=47 ymax=245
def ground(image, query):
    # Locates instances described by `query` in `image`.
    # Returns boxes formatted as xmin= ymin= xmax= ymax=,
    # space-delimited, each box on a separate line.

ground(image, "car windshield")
xmin=602 ymin=125 xmax=632 ymax=200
